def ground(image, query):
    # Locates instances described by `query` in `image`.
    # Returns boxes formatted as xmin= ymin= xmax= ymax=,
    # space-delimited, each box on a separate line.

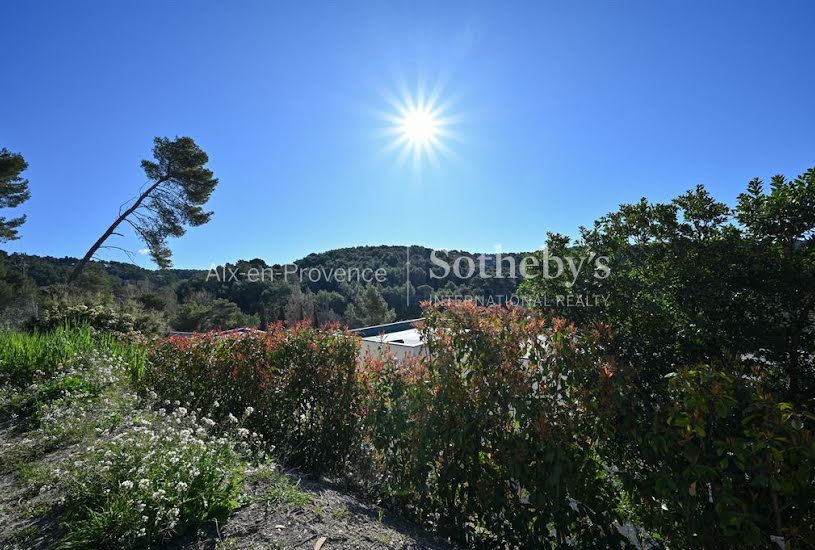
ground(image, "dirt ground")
xmin=0 ymin=418 xmax=452 ymax=550
xmin=175 ymin=474 xmax=452 ymax=550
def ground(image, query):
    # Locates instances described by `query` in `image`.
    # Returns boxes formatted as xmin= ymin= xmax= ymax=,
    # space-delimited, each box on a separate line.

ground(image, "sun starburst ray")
xmin=378 ymin=81 xmax=458 ymax=171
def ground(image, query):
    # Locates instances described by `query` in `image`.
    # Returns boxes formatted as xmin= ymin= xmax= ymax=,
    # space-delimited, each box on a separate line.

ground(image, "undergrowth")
xmin=0 ymin=327 xmax=278 ymax=549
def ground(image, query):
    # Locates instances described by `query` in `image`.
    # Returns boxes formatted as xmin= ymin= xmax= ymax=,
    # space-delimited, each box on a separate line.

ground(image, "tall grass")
xmin=0 ymin=325 xmax=145 ymax=387
xmin=0 ymin=325 xmax=244 ymax=548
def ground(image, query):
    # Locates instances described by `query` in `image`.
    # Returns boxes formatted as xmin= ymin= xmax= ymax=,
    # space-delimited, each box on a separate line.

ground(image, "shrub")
xmin=592 ymin=361 xmax=815 ymax=548
xmin=143 ymin=323 xmax=361 ymax=475
xmin=55 ymin=406 xmax=244 ymax=548
xmin=141 ymin=302 xmax=815 ymax=547
xmin=360 ymin=301 xmax=625 ymax=547
xmin=0 ymin=329 xmax=245 ymax=549
xmin=29 ymin=301 xmax=165 ymax=340
xmin=170 ymin=298 xmax=258 ymax=332
xmin=0 ymin=348 xmax=125 ymax=430
xmin=360 ymin=301 xmax=815 ymax=547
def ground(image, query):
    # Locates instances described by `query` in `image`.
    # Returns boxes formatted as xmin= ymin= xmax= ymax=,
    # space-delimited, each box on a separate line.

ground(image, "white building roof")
xmin=361 ymin=328 xmax=423 ymax=348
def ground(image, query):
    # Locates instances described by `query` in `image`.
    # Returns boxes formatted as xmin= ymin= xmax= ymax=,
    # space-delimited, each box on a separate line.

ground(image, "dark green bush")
xmin=592 ymin=361 xmax=815 ymax=548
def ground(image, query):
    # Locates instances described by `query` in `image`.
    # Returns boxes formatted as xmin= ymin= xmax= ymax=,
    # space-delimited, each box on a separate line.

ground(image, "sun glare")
xmin=399 ymin=107 xmax=438 ymax=146
xmin=380 ymin=83 xmax=457 ymax=171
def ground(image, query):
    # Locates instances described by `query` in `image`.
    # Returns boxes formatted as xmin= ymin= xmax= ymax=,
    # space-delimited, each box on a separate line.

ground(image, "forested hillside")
xmin=0 ymin=245 xmax=527 ymax=332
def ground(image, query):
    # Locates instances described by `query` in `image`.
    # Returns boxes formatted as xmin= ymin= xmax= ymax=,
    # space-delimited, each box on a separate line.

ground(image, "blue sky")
xmin=2 ymin=1 xmax=814 ymax=268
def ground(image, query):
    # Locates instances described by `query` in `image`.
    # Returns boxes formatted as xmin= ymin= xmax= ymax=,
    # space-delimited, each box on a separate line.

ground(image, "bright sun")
xmin=380 ymin=84 xmax=456 ymax=170
xmin=399 ymin=107 xmax=438 ymax=146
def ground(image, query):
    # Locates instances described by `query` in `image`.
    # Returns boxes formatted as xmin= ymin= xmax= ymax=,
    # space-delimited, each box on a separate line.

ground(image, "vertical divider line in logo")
xmin=406 ymin=244 xmax=410 ymax=307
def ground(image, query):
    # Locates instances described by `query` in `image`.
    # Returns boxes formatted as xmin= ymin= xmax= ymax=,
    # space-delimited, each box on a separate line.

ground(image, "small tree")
xmin=284 ymin=284 xmax=316 ymax=325
xmin=345 ymin=285 xmax=396 ymax=327
xmin=70 ymin=136 xmax=218 ymax=282
xmin=0 ymin=148 xmax=31 ymax=242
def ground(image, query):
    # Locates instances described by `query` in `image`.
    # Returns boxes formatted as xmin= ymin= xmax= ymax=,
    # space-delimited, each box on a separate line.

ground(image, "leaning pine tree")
xmin=70 ymin=136 xmax=218 ymax=282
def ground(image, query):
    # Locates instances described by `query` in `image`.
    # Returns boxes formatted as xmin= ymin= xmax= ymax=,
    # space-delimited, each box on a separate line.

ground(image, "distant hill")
xmin=0 ymin=245 xmax=531 ymax=330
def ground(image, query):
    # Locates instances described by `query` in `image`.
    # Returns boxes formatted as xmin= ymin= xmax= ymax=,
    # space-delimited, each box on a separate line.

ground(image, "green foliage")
xmin=50 ymin=298 xmax=813 ymax=547
xmin=284 ymin=284 xmax=315 ymax=324
xmin=345 ymin=285 xmax=396 ymax=328
xmin=0 ymin=147 xmax=31 ymax=242
xmin=519 ymin=169 xmax=815 ymax=397
xmin=74 ymin=262 xmax=114 ymax=295
xmin=134 ymin=136 xmax=219 ymax=268
xmin=314 ymin=289 xmax=347 ymax=324
xmin=143 ymin=326 xmax=361 ymax=474
xmin=0 ymin=252 xmax=38 ymax=328
xmin=2 ymin=164 xmax=812 ymax=547
xmin=0 ymin=331 xmax=249 ymax=549
xmin=29 ymin=301 xmax=165 ymax=340
xmin=0 ymin=347 xmax=141 ymax=455
xmin=0 ymin=325 xmax=144 ymax=388
xmin=254 ymin=468 xmax=313 ymax=508
xmin=585 ymin=359 xmax=815 ymax=547
xmin=736 ymin=168 xmax=815 ymax=394
xmin=1 ymin=244 xmax=530 ymax=332
xmin=176 ymin=246 xmax=529 ymax=327
xmin=56 ymin=407 xmax=244 ymax=548
xmin=359 ymin=303 xmax=815 ymax=547
xmin=361 ymin=302 xmax=625 ymax=547
xmin=170 ymin=297 xmax=257 ymax=332
xmin=515 ymin=169 xmax=815 ymax=546
xmin=70 ymin=136 xmax=219 ymax=282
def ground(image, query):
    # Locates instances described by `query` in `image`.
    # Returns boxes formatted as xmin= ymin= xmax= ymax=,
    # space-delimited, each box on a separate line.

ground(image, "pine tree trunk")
xmin=68 ymin=178 xmax=165 ymax=282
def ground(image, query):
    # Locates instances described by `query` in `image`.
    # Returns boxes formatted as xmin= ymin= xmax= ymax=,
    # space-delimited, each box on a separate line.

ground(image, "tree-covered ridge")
xmin=0 ymin=244 xmax=530 ymax=331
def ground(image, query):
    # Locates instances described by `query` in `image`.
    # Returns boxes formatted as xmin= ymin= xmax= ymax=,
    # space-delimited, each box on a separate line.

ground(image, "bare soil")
xmin=176 ymin=474 xmax=452 ymax=550
xmin=0 ymin=418 xmax=452 ymax=550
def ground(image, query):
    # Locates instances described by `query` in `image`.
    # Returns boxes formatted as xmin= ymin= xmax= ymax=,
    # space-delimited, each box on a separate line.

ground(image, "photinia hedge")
xmin=143 ymin=303 xmax=815 ymax=548
xmin=361 ymin=302 xmax=627 ymax=546
xmin=144 ymin=323 xmax=361 ymax=474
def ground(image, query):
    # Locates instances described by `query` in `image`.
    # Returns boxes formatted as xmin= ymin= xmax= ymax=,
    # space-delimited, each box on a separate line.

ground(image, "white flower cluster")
xmin=55 ymin=401 xmax=244 ymax=544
